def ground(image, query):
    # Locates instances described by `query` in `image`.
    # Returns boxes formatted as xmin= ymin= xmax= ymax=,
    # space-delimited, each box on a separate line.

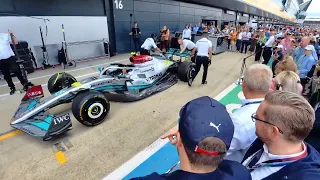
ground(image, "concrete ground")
xmin=0 ymin=52 xmax=255 ymax=180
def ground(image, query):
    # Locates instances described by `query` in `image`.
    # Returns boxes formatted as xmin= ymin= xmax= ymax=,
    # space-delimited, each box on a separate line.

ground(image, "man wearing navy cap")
xmin=131 ymin=96 xmax=251 ymax=180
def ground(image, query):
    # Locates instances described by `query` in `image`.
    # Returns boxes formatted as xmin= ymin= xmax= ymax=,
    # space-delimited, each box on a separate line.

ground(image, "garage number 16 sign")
xmin=114 ymin=0 xmax=123 ymax=9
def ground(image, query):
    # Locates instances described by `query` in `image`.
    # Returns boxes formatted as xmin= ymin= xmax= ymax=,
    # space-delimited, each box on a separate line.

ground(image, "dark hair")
xmin=185 ymin=24 xmax=189 ymax=28
xmin=182 ymin=137 xmax=226 ymax=168
xmin=310 ymin=40 xmax=315 ymax=46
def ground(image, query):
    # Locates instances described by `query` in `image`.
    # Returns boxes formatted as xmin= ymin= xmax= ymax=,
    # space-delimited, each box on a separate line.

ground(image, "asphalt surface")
xmin=0 ymin=52 xmax=255 ymax=180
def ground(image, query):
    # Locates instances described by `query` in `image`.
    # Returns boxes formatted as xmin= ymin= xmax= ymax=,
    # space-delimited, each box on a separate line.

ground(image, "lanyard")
xmin=241 ymin=101 xmax=263 ymax=107
xmin=247 ymin=144 xmax=307 ymax=171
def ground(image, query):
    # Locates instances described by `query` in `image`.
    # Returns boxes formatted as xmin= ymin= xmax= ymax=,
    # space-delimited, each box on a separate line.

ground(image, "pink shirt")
xmin=280 ymin=38 xmax=292 ymax=55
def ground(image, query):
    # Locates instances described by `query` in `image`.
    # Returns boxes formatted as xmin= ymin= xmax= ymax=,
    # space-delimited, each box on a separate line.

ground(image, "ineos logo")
xmin=27 ymin=91 xmax=42 ymax=97
xmin=53 ymin=114 xmax=70 ymax=125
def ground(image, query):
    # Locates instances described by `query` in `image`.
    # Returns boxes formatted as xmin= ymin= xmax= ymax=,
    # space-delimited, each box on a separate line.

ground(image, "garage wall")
xmin=0 ymin=0 xmax=110 ymax=67
xmin=0 ymin=16 xmax=109 ymax=66
xmin=113 ymin=0 xmax=223 ymax=53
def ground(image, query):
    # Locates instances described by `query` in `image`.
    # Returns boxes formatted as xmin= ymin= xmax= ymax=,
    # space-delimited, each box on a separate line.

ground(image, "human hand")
xmin=161 ymin=126 xmax=178 ymax=146
xmin=8 ymin=29 xmax=13 ymax=35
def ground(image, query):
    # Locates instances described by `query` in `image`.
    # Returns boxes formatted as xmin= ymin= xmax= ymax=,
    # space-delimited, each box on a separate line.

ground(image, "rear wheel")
xmin=177 ymin=62 xmax=195 ymax=82
xmin=47 ymin=72 xmax=77 ymax=94
xmin=72 ymin=91 xmax=110 ymax=126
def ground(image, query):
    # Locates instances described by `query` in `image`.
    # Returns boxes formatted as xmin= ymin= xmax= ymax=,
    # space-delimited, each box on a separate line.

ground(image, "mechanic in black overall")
xmin=177 ymin=37 xmax=197 ymax=62
xmin=140 ymin=34 xmax=162 ymax=55
xmin=0 ymin=30 xmax=26 ymax=95
xmin=189 ymin=32 xmax=212 ymax=86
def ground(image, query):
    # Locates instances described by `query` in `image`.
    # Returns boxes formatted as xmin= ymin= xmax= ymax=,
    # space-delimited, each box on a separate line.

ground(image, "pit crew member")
xmin=140 ymin=34 xmax=162 ymax=55
xmin=189 ymin=32 xmax=212 ymax=86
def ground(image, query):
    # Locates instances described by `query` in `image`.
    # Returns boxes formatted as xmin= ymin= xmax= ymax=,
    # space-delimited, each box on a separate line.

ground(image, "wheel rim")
xmin=188 ymin=66 xmax=195 ymax=80
xmin=88 ymin=103 xmax=104 ymax=119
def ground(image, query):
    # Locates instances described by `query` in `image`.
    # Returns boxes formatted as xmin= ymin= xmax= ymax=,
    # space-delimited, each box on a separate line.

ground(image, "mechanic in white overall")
xmin=140 ymin=34 xmax=162 ymax=55
xmin=177 ymin=37 xmax=196 ymax=62
xmin=0 ymin=30 xmax=26 ymax=95
xmin=189 ymin=32 xmax=212 ymax=86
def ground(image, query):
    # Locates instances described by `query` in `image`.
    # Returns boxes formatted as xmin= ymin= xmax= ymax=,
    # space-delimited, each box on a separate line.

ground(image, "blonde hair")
xmin=265 ymin=91 xmax=314 ymax=142
xmin=274 ymin=71 xmax=301 ymax=94
xmin=258 ymin=31 xmax=265 ymax=41
xmin=275 ymin=56 xmax=298 ymax=74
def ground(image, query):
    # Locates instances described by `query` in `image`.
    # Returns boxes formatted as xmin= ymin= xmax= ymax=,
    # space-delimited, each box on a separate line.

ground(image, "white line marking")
xmin=103 ymin=81 xmax=239 ymax=180
xmin=0 ymin=59 xmax=127 ymax=88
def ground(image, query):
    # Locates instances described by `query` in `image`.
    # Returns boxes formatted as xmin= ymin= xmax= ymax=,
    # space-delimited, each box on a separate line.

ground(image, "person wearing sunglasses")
xmin=131 ymin=97 xmax=251 ymax=180
xmin=241 ymin=91 xmax=320 ymax=180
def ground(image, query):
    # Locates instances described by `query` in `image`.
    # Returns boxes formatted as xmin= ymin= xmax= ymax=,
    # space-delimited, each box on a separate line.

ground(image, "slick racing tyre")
xmin=72 ymin=91 xmax=110 ymax=126
xmin=177 ymin=62 xmax=195 ymax=82
xmin=48 ymin=72 xmax=77 ymax=94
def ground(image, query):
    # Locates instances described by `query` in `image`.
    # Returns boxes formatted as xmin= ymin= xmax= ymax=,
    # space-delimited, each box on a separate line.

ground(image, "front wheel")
xmin=72 ymin=91 xmax=110 ymax=126
xmin=177 ymin=62 xmax=195 ymax=82
xmin=47 ymin=72 xmax=77 ymax=94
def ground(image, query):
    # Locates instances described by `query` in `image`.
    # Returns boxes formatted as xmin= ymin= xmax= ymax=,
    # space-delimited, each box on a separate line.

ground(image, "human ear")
xmin=176 ymin=132 xmax=183 ymax=147
xmin=272 ymin=126 xmax=280 ymax=137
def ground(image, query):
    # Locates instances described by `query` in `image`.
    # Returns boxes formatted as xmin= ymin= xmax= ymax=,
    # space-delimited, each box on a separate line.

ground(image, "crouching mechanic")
xmin=0 ymin=30 xmax=27 ymax=95
xmin=177 ymin=37 xmax=196 ymax=62
xmin=131 ymin=96 xmax=252 ymax=180
xmin=189 ymin=32 xmax=213 ymax=86
xmin=140 ymin=34 xmax=162 ymax=55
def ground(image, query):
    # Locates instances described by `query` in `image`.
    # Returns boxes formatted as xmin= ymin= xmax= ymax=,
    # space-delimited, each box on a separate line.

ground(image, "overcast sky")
xmin=305 ymin=0 xmax=320 ymax=18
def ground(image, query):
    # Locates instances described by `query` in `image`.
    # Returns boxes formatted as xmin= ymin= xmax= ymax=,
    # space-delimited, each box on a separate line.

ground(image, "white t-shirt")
xmin=181 ymin=39 xmax=196 ymax=50
xmin=242 ymin=143 xmax=307 ymax=180
xmin=242 ymin=32 xmax=252 ymax=41
xmin=141 ymin=38 xmax=157 ymax=50
xmin=238 ymin=32 xmax=243 ymax=40
xmin=0 ymin=33 xmax=15 ymax=60
xmin=196 ymin=38 xmax=212 ymax=57
xmin=182 ymin=29 xmax=192 ymax=39
xmin=265 ymin=36 xmax=275 ymax=47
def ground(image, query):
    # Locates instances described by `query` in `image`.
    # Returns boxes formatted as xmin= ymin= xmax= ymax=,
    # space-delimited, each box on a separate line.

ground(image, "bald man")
xmin=293 ymin=37 xmax=318 ymax=62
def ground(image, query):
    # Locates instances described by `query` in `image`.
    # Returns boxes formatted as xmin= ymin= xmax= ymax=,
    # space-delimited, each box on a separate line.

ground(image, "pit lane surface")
xmin=0 ymin=52 xmax=255 ymax=180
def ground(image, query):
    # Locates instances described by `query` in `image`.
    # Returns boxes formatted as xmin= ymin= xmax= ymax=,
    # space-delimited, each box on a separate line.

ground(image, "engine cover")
xmin=130 ymin=55 xmax=153 ymax=64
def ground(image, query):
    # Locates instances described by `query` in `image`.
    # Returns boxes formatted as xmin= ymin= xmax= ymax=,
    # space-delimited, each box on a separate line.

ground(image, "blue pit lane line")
xmin=123 ymin=142 xmax=179 ymax=179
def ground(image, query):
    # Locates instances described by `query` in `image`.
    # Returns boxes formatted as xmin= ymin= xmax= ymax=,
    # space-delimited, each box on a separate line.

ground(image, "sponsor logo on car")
xmin=53 ymin=113 xmax=70 ymax=125
xmin=54 ymin=89 xmax=67 ymax=96
xmin=91 ymin=80 xmax=113 ymax=87
xmin=140 ymin=67 xmax=155 ymax=73
xmin=148 ymin=72 xmax=163 ymax=81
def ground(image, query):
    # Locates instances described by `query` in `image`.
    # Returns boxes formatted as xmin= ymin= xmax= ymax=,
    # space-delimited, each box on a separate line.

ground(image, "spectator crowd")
xmin=130 ymin=24 xmax=320 ymax=180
